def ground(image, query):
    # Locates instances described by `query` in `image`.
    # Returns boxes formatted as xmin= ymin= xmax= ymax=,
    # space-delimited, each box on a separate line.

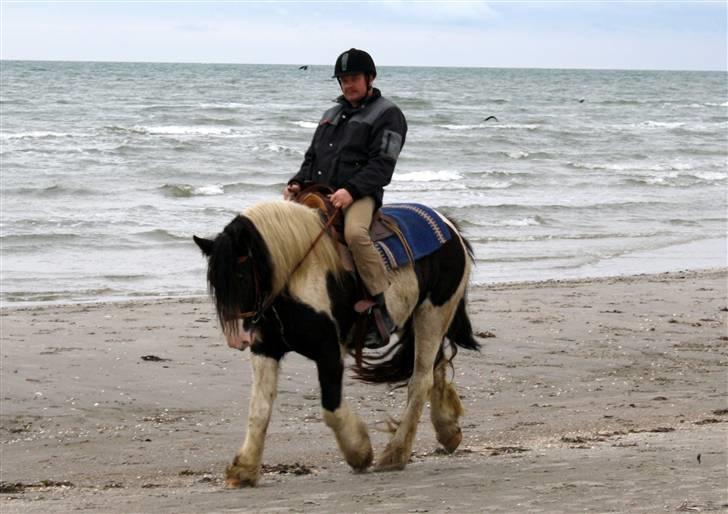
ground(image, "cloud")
xmin=380 ymin=1 xmax=500 ymax=25
xmin=1 ymin=2 xmax=725 ymax=70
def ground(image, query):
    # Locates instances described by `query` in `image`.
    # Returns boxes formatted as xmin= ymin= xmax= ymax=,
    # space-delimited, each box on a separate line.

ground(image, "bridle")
xmin=232 ymin=206 xmax=341 ymax=326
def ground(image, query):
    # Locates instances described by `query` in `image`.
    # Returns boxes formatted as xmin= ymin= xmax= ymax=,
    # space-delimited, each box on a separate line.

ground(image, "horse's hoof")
xmin=348 ymin=446 xmax=374 ymax=472
xmin=439 ymin=427 xmax=462 ymax=454
xmin=225 ymin=462 xmax=260 ymax=488
xmin=374 ymin=459 xmax=407 ymax=472
xmin=374 ymin=447 xmax=409 ymax=472
xmin=225 ymin=476 xmax=257 ymax=488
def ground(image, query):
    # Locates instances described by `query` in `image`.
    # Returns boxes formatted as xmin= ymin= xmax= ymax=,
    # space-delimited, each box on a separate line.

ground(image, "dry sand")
xmin=1 ymin=269 xmax=726 ymax=513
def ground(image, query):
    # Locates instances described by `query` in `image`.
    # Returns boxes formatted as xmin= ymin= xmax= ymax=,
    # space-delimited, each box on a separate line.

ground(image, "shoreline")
xmin=1 ymin=267 xmax=726 ymax=513
xmin=2 ymin=267 xmax=726 ymax=311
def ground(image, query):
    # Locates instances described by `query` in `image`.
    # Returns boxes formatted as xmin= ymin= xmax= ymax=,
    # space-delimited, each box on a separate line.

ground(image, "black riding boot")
xmin=363 ymin=293 xmax=396 ymax=349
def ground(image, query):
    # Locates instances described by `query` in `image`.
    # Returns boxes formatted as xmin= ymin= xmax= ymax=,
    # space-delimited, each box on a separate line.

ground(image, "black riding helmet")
xmin=332 ymin=48 xmax=377 ymax=79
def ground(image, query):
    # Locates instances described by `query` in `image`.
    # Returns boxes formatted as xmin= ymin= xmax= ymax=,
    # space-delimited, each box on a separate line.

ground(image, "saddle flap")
xmin=370 ymin=213 xmax=396 ymax=242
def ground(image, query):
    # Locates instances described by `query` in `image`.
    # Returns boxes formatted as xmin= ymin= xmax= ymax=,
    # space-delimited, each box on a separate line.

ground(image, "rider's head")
xmin=333 ymin=48 xmax=376 ymax=106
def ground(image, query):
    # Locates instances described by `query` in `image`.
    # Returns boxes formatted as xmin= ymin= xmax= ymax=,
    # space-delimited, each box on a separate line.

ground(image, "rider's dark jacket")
xmin=289 ymin=88 xmax=407 ymax=209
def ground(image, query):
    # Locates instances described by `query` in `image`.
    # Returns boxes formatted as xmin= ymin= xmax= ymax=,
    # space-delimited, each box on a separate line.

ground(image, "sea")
xmin=1 ymin=61 xmax=726 ymax=305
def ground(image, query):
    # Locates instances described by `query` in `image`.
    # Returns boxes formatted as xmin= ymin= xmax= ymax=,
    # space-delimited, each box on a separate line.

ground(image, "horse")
xmin=193 ymin=199 xmax=480 ymax=487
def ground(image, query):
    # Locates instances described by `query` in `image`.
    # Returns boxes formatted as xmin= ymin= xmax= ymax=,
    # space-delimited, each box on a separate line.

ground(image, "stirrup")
xmin=363 ymin=303 xmax=396 ymax=349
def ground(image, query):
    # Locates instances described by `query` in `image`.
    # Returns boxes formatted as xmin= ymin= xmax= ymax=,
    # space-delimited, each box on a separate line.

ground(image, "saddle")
xmin=292 ymin=184 xmax=452 ymax=359
xmin=293 ymin=184 xmax=411 ymax=272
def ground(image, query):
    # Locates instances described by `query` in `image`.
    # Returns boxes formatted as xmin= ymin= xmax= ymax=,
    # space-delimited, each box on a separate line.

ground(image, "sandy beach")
xmin=1 ymin=269 xmax=726 ymax=513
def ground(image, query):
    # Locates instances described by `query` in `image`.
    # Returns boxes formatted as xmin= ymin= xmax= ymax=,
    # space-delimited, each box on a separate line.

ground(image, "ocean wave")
xmin=619 ymin=170 xmax=726 ymax=186
xmin=289 ymin=120 xmax=318 ymax=129
xmin=500 ymin=216 xmax=546 ymax=227
xmin=692 ymin=171 xmax=727 ymax=181
xmin=159 ymin=183 xmax=225 ymax=197
xmin=393 ymin=170 xmax=464 ymax=182
xmin=454 ymin=215 xmax=546 ymax=228
xmin=101 ymin=274 xmax=148 ymax=282
xmin=469 ymin=231 xmax=671 ymax=243
xmin=2 ymin=288 xmax=118 ymax=303
xmin=597 ymin=99 xmax=644 ymax=106
xmin=251 ymin=143 xmax=305 ymax=155
xmin=436 ymin=123 xmax=540 ymax=131
xmin=567 ymin=161 xmax=696 ymax=172
xmin=1 ymin=233 xmax=83 ymax=246
xmin=388 ymin=96 xmax=433 ymax=109
xmin=639 ymin=121 xmax=685 ymax=129
xmin=387 ymin=182 xmax=468 ymax=193
xmin=0 ymin=130 xmax=77 ymax=140
xmin=134 ymin=229 xmax=191 ymax=242
xmin=189 ymin=116 xmax=240 ymax=126
xmin=125 ymin=125 xmax=247 ymax=137
xmin=5 ymin=184 xmax=99 ymax=197
xmin=501 ymin=150 xmax=556 ymax=160
xmin=198 ymin=102 xmax=254 ymax=109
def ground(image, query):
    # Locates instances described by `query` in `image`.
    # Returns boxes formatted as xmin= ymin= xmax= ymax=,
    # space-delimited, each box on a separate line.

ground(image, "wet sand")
xmin=1 ymin=269 xmax=726 ymax=513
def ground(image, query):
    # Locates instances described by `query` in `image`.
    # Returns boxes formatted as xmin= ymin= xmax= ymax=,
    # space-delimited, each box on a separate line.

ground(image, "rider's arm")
xmin=343 ymin=106 xmax=407 ymax=200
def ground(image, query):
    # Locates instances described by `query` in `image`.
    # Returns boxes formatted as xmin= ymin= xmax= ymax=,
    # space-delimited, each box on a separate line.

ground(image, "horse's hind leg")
xmin=376 ymin=299 xmax=458 ymax=471
xmin=226 ymin=354 xmax=279 ymax=487
xmin=430 ymin=359 xmax=464 ymax=453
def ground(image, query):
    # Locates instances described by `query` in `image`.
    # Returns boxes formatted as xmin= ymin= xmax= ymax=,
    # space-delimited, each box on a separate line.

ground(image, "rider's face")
xmin=339 ymin=73 xmax=370 ymax=106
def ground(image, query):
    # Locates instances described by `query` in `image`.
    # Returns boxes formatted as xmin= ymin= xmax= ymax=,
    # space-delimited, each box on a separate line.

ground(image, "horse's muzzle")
xmin=225 ymin=328 xmax=254 ymax=351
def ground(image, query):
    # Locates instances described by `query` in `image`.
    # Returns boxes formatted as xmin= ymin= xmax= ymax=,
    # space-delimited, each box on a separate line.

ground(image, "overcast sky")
xmin=1 ymin=1 xmax=726 ymax=71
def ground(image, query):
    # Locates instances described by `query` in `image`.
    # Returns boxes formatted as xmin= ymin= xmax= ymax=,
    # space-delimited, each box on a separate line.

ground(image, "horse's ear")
xmin=193 ymin=235 xmax=214 ymax=256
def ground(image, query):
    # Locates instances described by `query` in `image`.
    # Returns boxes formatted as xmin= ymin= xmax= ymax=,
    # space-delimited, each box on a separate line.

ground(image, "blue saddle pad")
xmin=374 ymin=203 xmax=452 ymax=271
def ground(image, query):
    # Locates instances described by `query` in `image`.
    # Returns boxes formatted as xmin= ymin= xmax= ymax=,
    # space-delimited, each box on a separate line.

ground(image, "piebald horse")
xmin=194 ymin=200 xmax=479 ymax=487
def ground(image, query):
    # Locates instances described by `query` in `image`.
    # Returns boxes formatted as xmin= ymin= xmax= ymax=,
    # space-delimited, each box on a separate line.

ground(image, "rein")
xmin=235 ymin=205 xmax=341 ymax=325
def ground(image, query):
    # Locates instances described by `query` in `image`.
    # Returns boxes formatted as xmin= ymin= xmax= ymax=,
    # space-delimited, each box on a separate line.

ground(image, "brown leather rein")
xmin=233 ymin=204 xmax=342 ymax=325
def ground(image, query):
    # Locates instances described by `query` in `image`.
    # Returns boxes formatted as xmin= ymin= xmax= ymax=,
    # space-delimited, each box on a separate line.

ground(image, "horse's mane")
xmin=243 ymin=201 xmax=343 ymax=294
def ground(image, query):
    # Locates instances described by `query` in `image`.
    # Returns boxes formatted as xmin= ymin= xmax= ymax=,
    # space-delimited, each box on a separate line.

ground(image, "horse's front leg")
xmin=226 ymin=353 xmax=279 ymax=487
xmin=317 ymin=351 xmax=373 ymax=471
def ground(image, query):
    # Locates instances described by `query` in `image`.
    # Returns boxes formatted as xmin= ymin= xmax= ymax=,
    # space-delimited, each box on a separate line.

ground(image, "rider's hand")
xmin=328 ymin=188 xmax=354 ymax=209
xmin=283 ymin=182 xmax=301 ymax=200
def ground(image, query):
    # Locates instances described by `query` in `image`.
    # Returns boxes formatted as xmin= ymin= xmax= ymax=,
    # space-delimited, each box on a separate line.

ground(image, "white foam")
xmin=570 ymin=161 xmax=696 ymax=173
xmin=194 ymin=185 xmax=224 ymax=196
xmin=252 ymin=143 xmax=304 ymax=155
xmin=437 ymin=124 xmax=482 ymax=130
xmin=693 ymin=171 xmax=727 ymax=181
xmin=394 ymin=170 xmax=464 ymax=182
xmin=289 ymin=121 xmax=318 ymax=129
xmin=500 ymin=217 xmax=543 ymax=227
xmin=640 ymin=121 xmax=685 ymax=129
xmin=133 ymin=125 xmax=237 ymax=136
xmin=0 ymin=130 xmax=74 ymax=139
xmin=436 ymin=123 xmax=540 ymax=131
xmin=198 ymin=102 xmax=252 ymax=109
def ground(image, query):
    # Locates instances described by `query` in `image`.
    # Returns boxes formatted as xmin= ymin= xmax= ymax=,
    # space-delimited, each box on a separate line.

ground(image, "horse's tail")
xmin=446 ymin=295 xmax=480 ymax=351
xmin=353 ymin=296 xmax=480 ymax=386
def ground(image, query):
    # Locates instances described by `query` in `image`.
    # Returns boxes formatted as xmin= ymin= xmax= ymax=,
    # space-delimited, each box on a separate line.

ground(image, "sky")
xmin=1 ymin=1 xmax=726 ymax=71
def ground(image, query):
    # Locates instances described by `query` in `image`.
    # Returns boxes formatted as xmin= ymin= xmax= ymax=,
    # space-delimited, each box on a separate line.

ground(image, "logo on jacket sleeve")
xmin=381 ymin=129 xmax=403 ymax=160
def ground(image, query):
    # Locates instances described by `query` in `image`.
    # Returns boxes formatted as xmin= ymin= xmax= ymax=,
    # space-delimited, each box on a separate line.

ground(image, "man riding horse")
xmin=284 ymin=48 xmax=408 ymax=348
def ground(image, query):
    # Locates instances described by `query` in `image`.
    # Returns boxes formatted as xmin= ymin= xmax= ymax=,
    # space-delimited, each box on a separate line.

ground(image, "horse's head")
xmin=194 ymin=215 xmax=273 ymax=350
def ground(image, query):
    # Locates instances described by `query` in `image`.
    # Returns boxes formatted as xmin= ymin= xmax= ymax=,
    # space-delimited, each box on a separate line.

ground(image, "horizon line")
xmin=1 ymin=58 xmax=725 ymax=73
